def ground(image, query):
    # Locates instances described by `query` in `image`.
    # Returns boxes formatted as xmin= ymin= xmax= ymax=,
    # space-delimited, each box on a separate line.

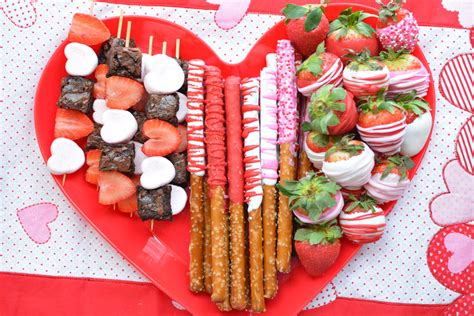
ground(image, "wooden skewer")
xmin=61 ymin=174 xmax=66 ymax=186
xmin=162 ymin=41 xmax=167 ymax=55
xmin=130 ymin=212 xmax=133 ymax=218
xmin=148 ymin=36 xmax=154 ymax=55
xmin=125 ymin=21 xmax=131 ymax=48
xmin=117 ymin=9 xmax=124 ymax=38
xmin=175 ymin=38 xmax=180 ymax=59
xmin=113 ymin=204 xmax=116 ymax=210
xmin=150 ymin=220 xmax=154 ymax=232
xmin=89 ymin=0 xmax=95 ymax=15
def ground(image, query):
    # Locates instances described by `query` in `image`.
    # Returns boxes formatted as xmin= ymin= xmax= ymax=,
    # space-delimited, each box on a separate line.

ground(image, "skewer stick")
xmin=61 ymin=174 xmax=66 ymax=186
xmin=117 ymin=10 xmax=124 ymax=38
xmin=150 ymin=219 xmax=154 ymax=232
xmin=162 ymin=41 xmax=167 ymax=55
xmin=130 ymin=212 xmax=133 ymax=218
xmin=148 ymin=36 xmax=154 ymax=55
xmin=89 ymin=0 xmax=95 ymax=15
xmin=125 ymin=21 xmax=131 ymax=48
xmin=113 ymin=204 xmax=116 ymax=210
xmin=175 ymin=39 xmax=180 ymax=59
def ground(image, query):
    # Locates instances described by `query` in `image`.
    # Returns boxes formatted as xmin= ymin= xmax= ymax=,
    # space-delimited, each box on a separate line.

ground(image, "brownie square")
xmin=177 ymin=59 xmax=188 ymax=94
xmin=145 ymin=94 xmax=179 ymax=124
xmin=106 ymin=46 xmax=142 ymax=79
xmin=98 ymin=36 xmax=137 ymax=64
xmin=99 ymin=143 xmax=135 ymax=175
xmin=130 ymin=110 xmax=148 ymax=143
xmin=137 ymin=186 xmax=172 ymax=221
xmin=57 ymin=76 xmax=94 ymax=114
xmin=167 ymin=152 xmax=188 ymax=187
xmin=85 ymin=124 xmax=104 ymax=151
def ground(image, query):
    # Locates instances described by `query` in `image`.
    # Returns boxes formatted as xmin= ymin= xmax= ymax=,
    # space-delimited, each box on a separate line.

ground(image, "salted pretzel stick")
xmin=242 ymin=78 xmax=265 ymax=312
xmin=203 ymin=180 xmax=212 ymax=293
xmin=205 ymin=66 xmax=229 ymax=304
xmin=276 ymin=40 xmax=298 ymax=273
xmin=260 ymin=54 xmax=279 ymax=298
xmin=187 ymin=59 xmax=207 ymax=292
xmin=297 ymin=98 xmax=312 ymax=179
xmin=224 ymin=76 xmax=247 ymax=310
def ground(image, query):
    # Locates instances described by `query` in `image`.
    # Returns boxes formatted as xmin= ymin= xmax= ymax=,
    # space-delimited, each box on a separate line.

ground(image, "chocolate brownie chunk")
xmin=107 ymin=46 xmax=142 ymax=79
xmin=145 ymin=94 xmax=179 ymax=124
xmin=177 ymin=59 xmax=188 ymax=94
xmin=130 ymin=110 xmax=148 ymax=143
xmin=137 ymin=186 xmax=172 ymax=221
xmin=57 ymin=76 xmax=94 ymax=114
xmin=85 ymin=124 xmax=104 ymax=151
xmin=99 ymin=143 xmax=135 ymax=175
xmin=167 ymin=152 xmax=188 ymax=187
xmin=98 ymin=36 xmax=137 ymax=64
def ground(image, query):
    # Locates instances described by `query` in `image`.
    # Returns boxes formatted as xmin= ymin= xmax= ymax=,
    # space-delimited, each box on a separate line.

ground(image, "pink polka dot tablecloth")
xmin=1 ymin=0 xmax=473 ymax=314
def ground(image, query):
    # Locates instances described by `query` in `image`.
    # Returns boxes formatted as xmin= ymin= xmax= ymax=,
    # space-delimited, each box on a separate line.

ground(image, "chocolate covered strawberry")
xmin=326 ymin=8 xmax=379 ymax=63
xmin=379 ymin=49 xmax=430 ymax=99
xmin=304 ymin=132 xmax=339 ymax=169
xmin=277 ymin=171 xmax=343 ymax=224
xmin=364 ymin=154 xmax=414 ymax=203
xmin=357 ymin=92 xmax=407 ymax=154
xmin=296 ymin=43 xmax=343 ymax=96
xmin=376 ymin=0 xmax=419 ymax=52
xmin=339 ymin=194 xmax=386 ymax=244
xmin=395 ymin=92 xmax=432 ymax=156
xmin=322 ymin=135 xmax=375 ymax=189
xmin=304 ymin=84 xmax=358 ymax=135
xmin=342 ymin=50 xmax=390 ymax=99
xmin=294 ymin=220 xmax=342 ymax=277
xmin=282 ymin=3 xmax=330 ymax=57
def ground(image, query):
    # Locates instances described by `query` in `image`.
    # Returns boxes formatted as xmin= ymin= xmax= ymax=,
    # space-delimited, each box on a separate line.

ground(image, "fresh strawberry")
xmin=294 ymin=220 xmax=342 ymax=277
xmin=93 ymin=64 xmax=109 ymax=99
xmin=372 ymin=154 xmax=414 ymax=180
xmin=304 ymin=85 xmax=357 ymax=135
xmin=106 ymin=76 xmax=145 ymax=110
xmin=142 ymin=119 xmax=181 ymax=156
xmin=357 ymin=93 xmax=405 ymax=128
xmin=54 ymin=108 xmax=94 ymax=140
xmin=86 ymin=149 xmax=101 ymax=166
xmin=176 ymin=125 xmax=187 ymax=153
xmin=282 ymin=3 xmax=330 ymax=57
xmin=326 ymin=8 xmax=379 ymax=63
xmin=379 ymin=49 xmax=422 ymax=71
xmin=375 ymin=0 xmax=419 ymax=52
xmin=393 ymin=90 xmax=430 ymax=124
xmin=85 ymin=149 xmax=101 ymax=185
xmin=68 ymin=13 xmax=110 ymax=46
xmin=324 ymin=135 xmax=365 ymax=162
xmin=305 ymin=132 xmax=337 ymax=153
xmin=117 ymin=193 xmax=138 ymax=213
xmin=98 ymin=171 xmax=136 ymax=205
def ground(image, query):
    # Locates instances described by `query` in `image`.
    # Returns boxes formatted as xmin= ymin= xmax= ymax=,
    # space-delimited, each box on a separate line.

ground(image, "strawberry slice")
xmin=98 ymin=171 xmax=136 ymax=205
xmin=85 ymin=165 xmax=100 ymax=185
xmin=176 ymin=125 xmax=187 ymax=153
xmin=86 ymin=149 xmax=101 ymax=166
xmin=54 ymin=108 xmax=94 ymax=140
xmin=142 ymin=119 xmax=181 ymax=156
xmin=68 ymin=13 xmax=110 ymax=46
xmin=93 ymin=64 xmax=109 ymax=99
xmin=117 ymin=193 xmax=138 ymax=213
xmin=106 ymin=76 xmax=145 ymax=110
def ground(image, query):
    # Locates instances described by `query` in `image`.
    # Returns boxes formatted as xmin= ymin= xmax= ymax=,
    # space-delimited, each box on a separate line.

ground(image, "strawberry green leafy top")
xmin=346 ymin=49 xmax=383 ymax=71
xmin=376 ymin=0 xmax=406 ymax=24
xmin=325 ymin=134 xmax=365 ymax=158
xmin=328 ymin=7 xmax=376 ymax=39
xmin=282 ymin=1 xmax=329 ymax=32
xmin=296 ymin=42 xmax=326 ymax=77
xmin=345 ymin=194 xmax=378 ymax=213
xmin=394 ymin=90 xmax=430 ymax=117
xmin=294 ymin=219 xmax=342 ymax=245
xmin=379 ymin=154 xmax=414 ymax=180
xmin=277 ymin=171 xmax=340 ymax=221
xmin=358 ymin=89 xmax=400 ymax=113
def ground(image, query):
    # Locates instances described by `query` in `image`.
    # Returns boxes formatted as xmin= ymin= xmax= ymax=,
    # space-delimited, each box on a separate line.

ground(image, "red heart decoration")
xmin=35 ymin=5 xmax=435 ymax=314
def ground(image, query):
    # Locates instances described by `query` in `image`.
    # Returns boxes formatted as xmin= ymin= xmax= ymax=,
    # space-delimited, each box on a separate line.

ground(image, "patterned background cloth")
xmin=1 ymin=0 xmax=472 ymax=313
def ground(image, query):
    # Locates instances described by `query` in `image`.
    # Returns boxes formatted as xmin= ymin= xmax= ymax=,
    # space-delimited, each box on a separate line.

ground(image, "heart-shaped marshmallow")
xmin=140 ymin=156 xmax=176 ymax=190
xmin=100 ymin=109 xmax=138 ymax=144
xmin=176 ymin=92 xmax=188 ymax=123
xmin=92 ymin=99 xmax=109 ymax=124
xmin=133 ymin=141 xmax=149 ymax=175
xmin=144 ymin=55 xmax=184 ymax=94
xmin=64 ymin=42 xmax=98 ymax=77
xmin=47 ymin=137 xmax=85 ymax=175
xmin=170 ymin=184 xmax=188 ymax=215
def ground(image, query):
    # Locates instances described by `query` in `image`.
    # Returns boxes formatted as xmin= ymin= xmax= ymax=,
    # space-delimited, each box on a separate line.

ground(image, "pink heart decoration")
xmin=439 ymin=53 xmax=473 ymax=113
xmin=1 ymin=0 xmax=37 ymax=28
xmin=456 ymin=116 xmax=474 ymax=175
xmin=207 ymin=0 xmax=251 ymax=30
xmin=444 ymin=232 xmax=474 ymax=274
xmin=17 ymin=202 xmax=58 ymax=244
xmin=430 ymin=160 xmax=474 ymax=226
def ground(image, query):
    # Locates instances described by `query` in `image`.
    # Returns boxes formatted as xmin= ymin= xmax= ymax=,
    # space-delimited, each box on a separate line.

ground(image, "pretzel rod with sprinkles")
xmin=276 ymin=40 xmax=298 ymax=274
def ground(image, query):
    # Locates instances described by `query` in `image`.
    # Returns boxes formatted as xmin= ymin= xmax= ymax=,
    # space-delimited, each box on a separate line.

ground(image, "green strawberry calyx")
xmin=345 ymin=194 xmax=379 ymax=213
xmin=277 ymin=171 xmax=340 ymax=221
xmin=325 ymin=134 xmax=365 ymax=159
xmin=378 ymin=154 xmax=415 ymax=180
xmin=305 ymin=84 xmax=347 ymax=134
xmin=376 ymin=0 xmax=406 ymax=24
xmin=294 ymin=219 xmax=342 ymax=245
xmin=296 ymin=42 xmax=326 ymax=77
xmin=329 ymin=7 xmax=376 ymax=40
xmin=282 ymin=1 xmax=329 ymax=32
xmin=358 ymin=89 xmax=400 ymax=114
xmin=345 ymin=49 xmax=382 ymax=71
xmin=393 ymin=90 xmax=430 ymax=118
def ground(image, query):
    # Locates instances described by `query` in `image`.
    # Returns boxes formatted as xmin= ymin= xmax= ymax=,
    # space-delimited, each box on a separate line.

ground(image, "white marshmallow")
xmin=140 ymin=157 xmax=176 ymax=190
xmin=64 ymin=42 xmax=98 ymax=77
xmin=47 ymin=138 xmax=85 ymax=175
xmin=144 ymin=55 xmax=184 ymax=94
xmin=100 ymin=110 xmax=138 ymax=144
xmin=141 ymin=53 xmax=152 ymax=80
xmin=132 ymin=141 xmax=148 ymax=175
xmin=400 ymin=112 xmax=432 ymax=157
xmin=170 ymin=185 xmax=187 ymax=215
xmin=92 ymin=99 xmax=109 ymax=125
xmin=176 ymin=92 xmax=188 ymax=123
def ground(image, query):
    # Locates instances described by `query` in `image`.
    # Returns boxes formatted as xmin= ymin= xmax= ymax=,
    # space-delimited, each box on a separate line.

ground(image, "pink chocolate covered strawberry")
xmin=294 ymin=220 xmax=342 ymax=277
xmin=282 ymin=3 xmax=330 ymax=57
xmin=376 ymin=0 xmax=419 ymax=52
xmin=296 ymin=43 xmax=344 ymax=96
